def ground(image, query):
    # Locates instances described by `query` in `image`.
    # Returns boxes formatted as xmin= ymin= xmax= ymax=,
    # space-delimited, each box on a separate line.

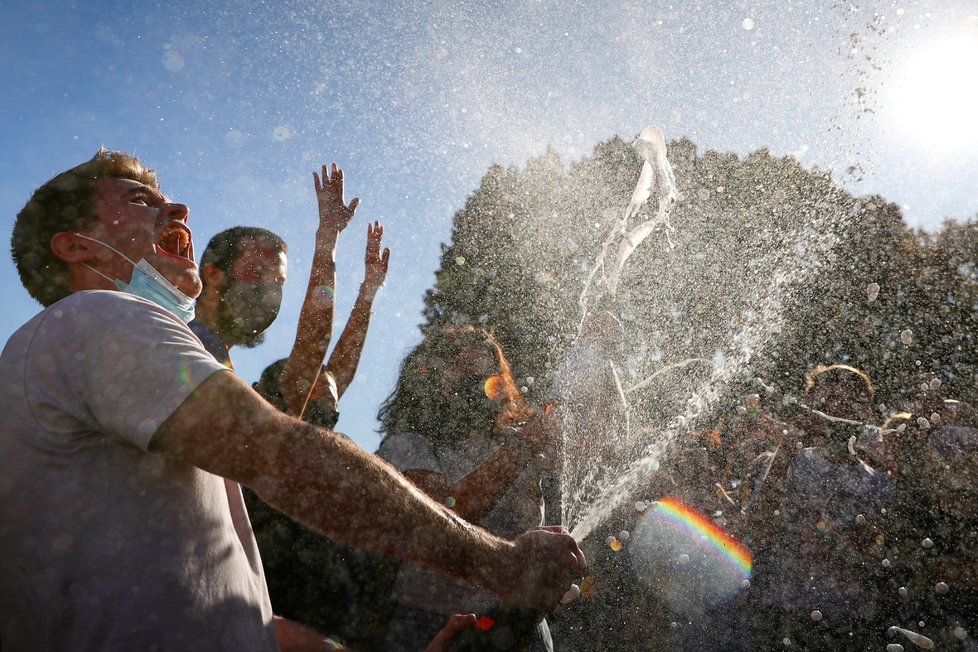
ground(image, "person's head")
xmin=198 ymin=227 xmax=287 ymax=348
xmin=12 ymin=148 xmax=197 ymax=306
xmin=804 ymin=364 xmax=874 ymax=422
xmin=254 ymin=358 xmax=339 ymax=429
xmin=379 ymin=324 xmax=532 ymax=447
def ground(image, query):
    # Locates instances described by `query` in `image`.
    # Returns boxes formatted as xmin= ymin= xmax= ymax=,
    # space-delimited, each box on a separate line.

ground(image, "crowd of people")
xmin=0 ymin=151 xmax=585 ymax=651
xmin=2 ymin=148 xmax=977 ymax=652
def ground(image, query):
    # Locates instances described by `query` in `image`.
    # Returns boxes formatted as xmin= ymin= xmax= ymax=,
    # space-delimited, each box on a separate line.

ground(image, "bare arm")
xmin=151 ymin=371 xmax=585 ymax=611
xmin=407 ymin=406 xmax=560 ymax=523
xmin=326 ymin=221 xmax=390 ymax=399
xmin=406 ymin=439 xmax=534 ymax=523
xmin=279 ymin=164 xmax=357 ymax=417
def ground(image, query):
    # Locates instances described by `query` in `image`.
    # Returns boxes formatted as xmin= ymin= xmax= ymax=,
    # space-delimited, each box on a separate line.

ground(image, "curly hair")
xmin=378 ymin=325 xmax=532 ymax=448
xmin=11 ymin=148 xmax=159 ymax=306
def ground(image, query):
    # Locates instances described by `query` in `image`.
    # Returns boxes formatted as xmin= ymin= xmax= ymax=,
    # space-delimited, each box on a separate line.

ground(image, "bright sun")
xmin=886 ymin=30 xmax=978 ymax=154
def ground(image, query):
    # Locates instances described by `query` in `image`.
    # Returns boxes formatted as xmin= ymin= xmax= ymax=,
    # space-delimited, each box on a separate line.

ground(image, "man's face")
xmin=84 ymin=177 xmax=200 ymax=298
xmin=215 ymin=237 xmax=287 ymax=347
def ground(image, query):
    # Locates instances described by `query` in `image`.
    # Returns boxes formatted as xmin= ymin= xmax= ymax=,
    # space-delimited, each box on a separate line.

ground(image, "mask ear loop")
xmin=72 ymin=233 xmax=138 ymax=267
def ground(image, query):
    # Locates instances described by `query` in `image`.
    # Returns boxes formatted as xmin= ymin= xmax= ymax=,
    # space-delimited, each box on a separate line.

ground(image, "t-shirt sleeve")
xmin=376 ymin=431 xmax=441 ymax=473
xmin=32 ymin=292 xmax=228 ymax=450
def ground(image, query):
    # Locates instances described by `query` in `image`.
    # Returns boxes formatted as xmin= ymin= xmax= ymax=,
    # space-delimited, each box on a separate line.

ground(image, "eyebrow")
xmin=122 ymin=184 xmax=168 ymax=203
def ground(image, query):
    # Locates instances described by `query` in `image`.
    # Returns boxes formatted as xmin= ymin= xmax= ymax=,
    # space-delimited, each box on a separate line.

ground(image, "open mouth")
xmin=156 ymin=224 xmax=193 ymax=261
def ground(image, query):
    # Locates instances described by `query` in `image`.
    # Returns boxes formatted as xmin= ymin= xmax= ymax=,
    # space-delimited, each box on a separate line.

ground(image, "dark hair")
xmin=12 ymin=148 xmax=159 ymax=306
xmin=254 ymin=358 xmax=340 ymax=429
xmin=254 ymin=358 xmax=295 ymax=412
xmin=199 ymin=226 xmax=287 ymax=282
xmin=378 ymin=325 xmax=532 ymax=447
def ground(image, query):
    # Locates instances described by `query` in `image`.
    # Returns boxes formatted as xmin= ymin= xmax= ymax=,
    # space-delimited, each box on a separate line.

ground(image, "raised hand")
xmin=313 ymin=163 xmax=359 ymax=233
xmin=363 ymin=221 xmax=391 ymax=293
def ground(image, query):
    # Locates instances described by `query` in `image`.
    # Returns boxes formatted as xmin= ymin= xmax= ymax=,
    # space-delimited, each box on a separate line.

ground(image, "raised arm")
xmin=279 ymin=164 xmax=358 ymax=417
xmin=151 ymin=370 xmax=586 ymax=613
xmin=406 ymin=404 xmax=560 ymax=524
xmin=326 ymin=221 xmax=390 ymax=399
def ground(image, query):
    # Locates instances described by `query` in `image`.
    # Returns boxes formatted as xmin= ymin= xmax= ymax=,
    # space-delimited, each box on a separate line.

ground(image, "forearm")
xmin=255 ymin=420 xmax=514 ymax=590
xmin=438 ymin=438 xmax=534 ymax=522
xmin=154 ymin=371 xmax=516 ymax=593
xmin=280 ymin=228 xmax=340 ymax=415
xmin=326 ymin=282 xmax=377 ymax=397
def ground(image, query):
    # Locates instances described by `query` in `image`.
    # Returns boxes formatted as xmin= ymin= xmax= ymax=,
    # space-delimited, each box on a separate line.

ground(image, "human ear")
xmin=50 ymin=232 xmax=96 ymax=264
xmin=201 ymin=262 xmax=226 ymax=287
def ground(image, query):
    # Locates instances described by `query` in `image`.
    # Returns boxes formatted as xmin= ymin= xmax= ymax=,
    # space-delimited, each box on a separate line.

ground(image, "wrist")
xmin=315 ymin=226 xmax=341 ymax=243
xmin=359 ymin=282 xmax=380 ymax=300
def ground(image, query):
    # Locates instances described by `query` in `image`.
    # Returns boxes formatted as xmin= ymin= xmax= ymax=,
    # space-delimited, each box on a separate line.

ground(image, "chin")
xmin=174 ymin=271 xmax=203 ymax=299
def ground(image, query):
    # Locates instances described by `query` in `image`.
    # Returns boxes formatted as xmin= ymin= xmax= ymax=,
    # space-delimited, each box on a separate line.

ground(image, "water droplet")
xmin=882 ymin=558 xmax=891 ymax=567
xmin=930 ymin=412 xmax=941 ymax=424
xmin=670 ymin=621 xmax=679 ymax=629
xmin=224 ymin=129 xmax=245 ymax=147
xmin=634 ymin=501 xmax=648 ymax=512
xmin=741 ymin=579 xmax=751 ymax=589
xmin=921 ymin=538 xmax=934 ymax=549
xmin=898 ymin=586 xmax=908 ymax=597
xmin=678 ymin=553 xmax=690 ymax=565
xmin=742 ymin=17 xmax=756 ymax=30
xmin=525 ymin=376 xmax=534 ymax=385
xmin=855 ymin=514 xmax=866 ymax=524
xmin=618 ymin=530 xmax=630 ymax=541
xmin=272 ymin=125 xmax=292 ymax=141
xmin=930 ymin=377 xmax=942 ymax=390
xmin=867 ymin=282 xmax=880 ymax=302
xmin=162 ymin=49 xmax=185 ymax=72
xmin=935 ymin=581 xmax=949 ymax=594
xmin=954 ymin=627 xmax=967 ymax=640
xmin=917 ymin=417 xmax=931 ymax=429
xmin=900 ymin=329 xmax=913 ymax=345
xmin=455 ymin=255 xmax=466 ymax=265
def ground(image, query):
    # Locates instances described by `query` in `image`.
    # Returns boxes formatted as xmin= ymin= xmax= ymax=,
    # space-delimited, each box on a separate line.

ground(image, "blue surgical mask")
xmin=74 ymin=233 xmax=196 ymax=324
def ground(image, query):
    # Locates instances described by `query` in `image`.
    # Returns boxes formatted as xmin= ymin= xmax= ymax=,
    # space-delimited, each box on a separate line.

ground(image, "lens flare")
xmin=629 ymin=497 xmax=752 ymax=609
xmin=484 ymin=374 xmax=503 ymax=400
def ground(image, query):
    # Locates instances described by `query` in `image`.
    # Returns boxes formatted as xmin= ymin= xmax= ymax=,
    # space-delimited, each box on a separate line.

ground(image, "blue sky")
xmin=3 ymin=0 xmax=977 ymax=451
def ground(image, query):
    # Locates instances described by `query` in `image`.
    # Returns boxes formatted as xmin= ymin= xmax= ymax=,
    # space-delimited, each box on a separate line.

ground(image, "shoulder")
xmin=377 ymin=431 xmax=440 ymax=472
xmin=50 ymin=290 xmax=172 ymax=327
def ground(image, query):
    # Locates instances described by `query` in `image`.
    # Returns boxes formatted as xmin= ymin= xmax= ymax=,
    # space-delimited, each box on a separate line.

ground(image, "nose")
xmin=163 ymin=202 xmax=190 ymax=223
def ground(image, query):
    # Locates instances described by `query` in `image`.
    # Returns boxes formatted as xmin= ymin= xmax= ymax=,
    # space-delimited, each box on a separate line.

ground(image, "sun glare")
xmin=886 ymin=29 xmax=978 ymax=154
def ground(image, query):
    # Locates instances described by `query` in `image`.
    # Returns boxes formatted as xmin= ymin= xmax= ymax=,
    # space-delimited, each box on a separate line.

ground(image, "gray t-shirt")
xmin=0 ymin=291 xmax=279 ymax=651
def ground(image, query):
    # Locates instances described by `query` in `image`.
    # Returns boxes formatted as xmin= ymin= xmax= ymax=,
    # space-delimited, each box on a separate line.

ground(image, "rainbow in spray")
xmin=629 ymin=496 xmax=752 ymax=607
xmin=654 ymin=497 xmax=752 ymax=578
